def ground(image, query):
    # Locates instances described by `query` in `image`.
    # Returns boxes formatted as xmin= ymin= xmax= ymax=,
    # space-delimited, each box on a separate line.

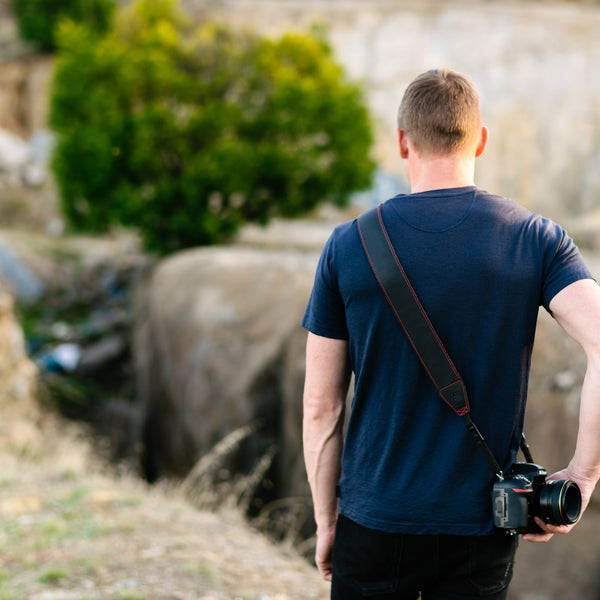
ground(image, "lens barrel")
xmin=538 ymin=480 xmax=582 ymax=526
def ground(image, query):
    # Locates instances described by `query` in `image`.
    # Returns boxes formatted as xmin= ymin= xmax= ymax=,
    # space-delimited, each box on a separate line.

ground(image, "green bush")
xmin=49 ymin=0 xmax=375 ymax=254
xmin=10 ymin=0 xmax=116 ymax=51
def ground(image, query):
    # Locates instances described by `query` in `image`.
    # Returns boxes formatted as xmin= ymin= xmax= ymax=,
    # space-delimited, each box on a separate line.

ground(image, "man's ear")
xmin=475 ymin=126 xmax=488 ymax=158
xmin=397 ymin=129 xmax=409 ymax=159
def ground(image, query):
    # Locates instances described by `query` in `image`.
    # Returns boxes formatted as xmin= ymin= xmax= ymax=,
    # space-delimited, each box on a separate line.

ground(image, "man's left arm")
xmin=303 ymin=332 xmax=351 ymax=580
xmin=524 ymin=278 xmax=600 ymax=542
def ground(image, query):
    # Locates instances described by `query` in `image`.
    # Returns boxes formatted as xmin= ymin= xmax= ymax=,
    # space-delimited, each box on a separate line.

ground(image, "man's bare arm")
xmin=524 ymin=278 xmax=600 ymax=542
xmin=303 ymin=332 xmax=351 ymax=580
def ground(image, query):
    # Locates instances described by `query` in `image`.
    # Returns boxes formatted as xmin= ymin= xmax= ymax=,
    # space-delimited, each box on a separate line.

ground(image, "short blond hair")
xmin=397 ymin=68 xmax=482 ymax=157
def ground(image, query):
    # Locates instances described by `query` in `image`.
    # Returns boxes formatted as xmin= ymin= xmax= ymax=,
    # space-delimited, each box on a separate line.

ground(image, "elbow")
xmin=303 ymin=390 xmax=346 ymax=431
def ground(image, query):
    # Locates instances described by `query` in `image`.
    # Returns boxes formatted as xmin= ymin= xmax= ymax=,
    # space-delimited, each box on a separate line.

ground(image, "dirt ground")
xmin=0 ymin=418 xmax=330 ymax=600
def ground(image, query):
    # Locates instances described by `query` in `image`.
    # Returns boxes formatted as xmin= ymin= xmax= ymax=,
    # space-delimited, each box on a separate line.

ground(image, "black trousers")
xmin=331 ymin=515 xmax=518 ymax=600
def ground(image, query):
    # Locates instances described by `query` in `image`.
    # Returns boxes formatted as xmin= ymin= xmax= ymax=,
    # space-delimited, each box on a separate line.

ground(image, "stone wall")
xmin=187 ymin=0 xmax=600 ymax=224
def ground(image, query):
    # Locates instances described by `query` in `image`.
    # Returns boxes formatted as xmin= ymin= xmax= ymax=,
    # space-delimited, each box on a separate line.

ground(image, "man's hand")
xmin=315 ymin=524 xmax=336 ymax=581
xmin=521 ymin=518 xmax=570 ymax=543
xmin=522 ymin=465 xmax=596 ymax=543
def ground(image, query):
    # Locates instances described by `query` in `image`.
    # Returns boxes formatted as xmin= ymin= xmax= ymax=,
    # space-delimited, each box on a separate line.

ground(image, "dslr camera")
xmin=492 ymin=462 xmax=582 ymax=534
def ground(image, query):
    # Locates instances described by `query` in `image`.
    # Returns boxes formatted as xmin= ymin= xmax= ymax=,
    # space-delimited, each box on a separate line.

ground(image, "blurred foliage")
xmin=9 ymin=0 xmax=116 ymax=51
xmin=49 ymin=0 xmax=375 ymax=253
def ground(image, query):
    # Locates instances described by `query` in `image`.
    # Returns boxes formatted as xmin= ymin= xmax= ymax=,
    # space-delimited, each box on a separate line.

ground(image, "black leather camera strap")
xmin=357 ymin=205 xmax=504 ymax=478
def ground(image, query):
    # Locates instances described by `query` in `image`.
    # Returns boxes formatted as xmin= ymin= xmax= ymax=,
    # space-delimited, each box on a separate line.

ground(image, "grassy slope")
xmin=0 ymin=417 xmax=329 ymax=600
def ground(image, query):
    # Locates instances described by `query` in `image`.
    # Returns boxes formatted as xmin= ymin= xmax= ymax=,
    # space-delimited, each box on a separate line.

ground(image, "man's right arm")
xmin=524 ymin=277 xmax=600 ymax=542
xmin=303 ymin=332 xmax=351 ymax=580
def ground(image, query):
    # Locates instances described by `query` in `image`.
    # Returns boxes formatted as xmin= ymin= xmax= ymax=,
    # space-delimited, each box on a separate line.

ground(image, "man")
xmin=301 ymin=68 xmax=600 ymax=599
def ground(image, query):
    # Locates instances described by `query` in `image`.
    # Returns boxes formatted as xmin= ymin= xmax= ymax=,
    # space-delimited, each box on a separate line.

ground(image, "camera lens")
xmin=538 ymin=480 xmax=582 ymax=526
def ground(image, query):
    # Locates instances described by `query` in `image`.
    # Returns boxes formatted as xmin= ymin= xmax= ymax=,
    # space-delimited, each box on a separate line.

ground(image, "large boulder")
xmin=133 ymin=245 xmax=320 ymax=502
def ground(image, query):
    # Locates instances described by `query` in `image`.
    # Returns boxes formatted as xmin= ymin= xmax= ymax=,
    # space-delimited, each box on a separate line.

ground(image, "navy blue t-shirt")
xmin=302 ymin=186 xmax=592 ymax=535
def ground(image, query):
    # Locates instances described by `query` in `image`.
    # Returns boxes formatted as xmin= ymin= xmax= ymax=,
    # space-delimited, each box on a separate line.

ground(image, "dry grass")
xmin=179 ymin=425 xmax=316 ymax=561
xmin=0 ymin=417 xmax=329 ymax=600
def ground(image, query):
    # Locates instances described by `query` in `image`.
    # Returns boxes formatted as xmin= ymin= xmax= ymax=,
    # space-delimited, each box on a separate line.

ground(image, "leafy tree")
xmin=50 ymin=0 xmax=375 ymax=253
xmin=10 ymin=0 xmax=116 ymax=51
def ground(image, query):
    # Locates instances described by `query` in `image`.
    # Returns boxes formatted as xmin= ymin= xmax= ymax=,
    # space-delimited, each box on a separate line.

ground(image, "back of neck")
xmin=407 ymin=156 xmax=476 ymax=194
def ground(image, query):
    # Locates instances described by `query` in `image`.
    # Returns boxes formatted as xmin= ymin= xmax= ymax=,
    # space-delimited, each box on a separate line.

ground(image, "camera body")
xmin=492 ymin=462 xmax=582 ymax=535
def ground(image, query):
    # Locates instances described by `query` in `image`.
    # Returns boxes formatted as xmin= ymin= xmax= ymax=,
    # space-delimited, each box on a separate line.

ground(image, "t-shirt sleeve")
xmin=540 ymin=219 xmax=594 ymax=310
xmin=301 ymin=232 xmax=349 ymax=340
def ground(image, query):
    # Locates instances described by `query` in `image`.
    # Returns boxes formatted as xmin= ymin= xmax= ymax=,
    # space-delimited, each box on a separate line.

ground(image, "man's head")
xmin=397 ymin=68 xmax=483 ymax=159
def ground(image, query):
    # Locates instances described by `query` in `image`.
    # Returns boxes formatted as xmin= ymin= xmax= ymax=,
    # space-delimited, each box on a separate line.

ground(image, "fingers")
xmin=317 ymin=562 xmax=333 ymax=582
xmin=315 ymin=529 xmax=335 ymax=581
xmin=522 ymin=517 xmax=572 ymax=543
xmin=522 ymin=531 xmax=554 ymax=543
xmin=316 ymin=550 xmax=333 ymax=581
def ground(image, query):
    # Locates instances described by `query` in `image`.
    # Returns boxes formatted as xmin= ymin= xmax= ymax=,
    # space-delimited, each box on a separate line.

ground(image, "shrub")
xmin=49 ymin=0 xmax=375 ymax=253
xmin=9 ymin=0 xmax=116 ymax=51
